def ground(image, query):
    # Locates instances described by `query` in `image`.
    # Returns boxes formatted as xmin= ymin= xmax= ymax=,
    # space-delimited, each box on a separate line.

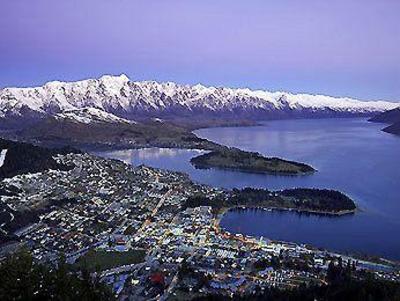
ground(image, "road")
xmin=137 ymin=189 xmax=172 ymax=235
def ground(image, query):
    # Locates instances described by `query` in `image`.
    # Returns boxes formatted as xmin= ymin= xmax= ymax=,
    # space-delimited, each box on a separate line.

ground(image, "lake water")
xmin=97 ymin=118 xmax=400 ymax=260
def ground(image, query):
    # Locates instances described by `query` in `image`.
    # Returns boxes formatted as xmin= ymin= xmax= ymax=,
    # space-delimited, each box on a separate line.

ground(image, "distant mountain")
xmin=0 ymin=74 xmax=398 ymax=128
xmin=0 ymin=138 xmax=77 ymax=179
xmin=369 ymin=108 xmax=400 ymax=135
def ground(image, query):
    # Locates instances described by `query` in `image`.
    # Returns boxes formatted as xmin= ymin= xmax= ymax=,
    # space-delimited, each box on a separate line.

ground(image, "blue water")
xmin=97 ymin=118 xmax=400 ymax=260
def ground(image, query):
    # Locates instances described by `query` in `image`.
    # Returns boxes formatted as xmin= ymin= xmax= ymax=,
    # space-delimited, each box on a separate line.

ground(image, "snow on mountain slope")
xmin=55 ymin=108 xmax=136 ymax=124
xmin=0 ymin=74 xmax=397 ymax=122
xmin=0 ymin=149 xmax=8 ymax=168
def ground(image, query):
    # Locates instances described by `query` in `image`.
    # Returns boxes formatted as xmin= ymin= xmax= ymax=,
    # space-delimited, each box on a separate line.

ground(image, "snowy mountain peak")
xmin=99 ymin=73 xmax=130 ymax=84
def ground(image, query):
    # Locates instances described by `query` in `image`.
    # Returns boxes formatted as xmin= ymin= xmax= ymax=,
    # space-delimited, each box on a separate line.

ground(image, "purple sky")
xmin=1 ymin=0 xmax=399 ymax=101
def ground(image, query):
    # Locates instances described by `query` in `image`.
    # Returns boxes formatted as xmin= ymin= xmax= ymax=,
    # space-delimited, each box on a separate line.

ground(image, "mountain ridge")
xmin=1 ymin=74 xmax=398 ymax=127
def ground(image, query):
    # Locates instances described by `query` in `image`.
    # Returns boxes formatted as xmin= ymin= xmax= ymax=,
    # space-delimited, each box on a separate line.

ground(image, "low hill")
xmin=369 ymin=108 xmax=400 ymax=135
xmin=183 ymin=187 xmax=356 ymax=214
xmin=190 ymin=148 xmax=315 ymax=175
xmin=369 ymin=107 xmax=400 ymax=124
xmin=8 ymin=115 xmax=219 ymax=151
xmin=383 ymin=122 xmax=400 ymax=135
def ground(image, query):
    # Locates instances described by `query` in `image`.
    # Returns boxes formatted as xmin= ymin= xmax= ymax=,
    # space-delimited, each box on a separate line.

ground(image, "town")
xmin=0 ymin=153 xmax=399 ymax=300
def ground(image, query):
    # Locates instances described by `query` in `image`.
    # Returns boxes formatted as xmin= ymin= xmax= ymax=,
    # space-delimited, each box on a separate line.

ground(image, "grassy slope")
xmin=75 ymin=249 xmax=146 ymax=272
xmin=10 ymin=117 xmax=219 ymax=150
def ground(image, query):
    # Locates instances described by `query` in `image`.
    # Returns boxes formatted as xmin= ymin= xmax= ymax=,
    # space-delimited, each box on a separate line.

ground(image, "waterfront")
xmin=98 ymin=118 xmax=400 ymax=259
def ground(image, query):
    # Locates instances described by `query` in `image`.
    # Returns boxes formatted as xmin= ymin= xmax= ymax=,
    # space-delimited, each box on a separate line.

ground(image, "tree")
xmin=0 ymin=249 xmax=114 ymax=301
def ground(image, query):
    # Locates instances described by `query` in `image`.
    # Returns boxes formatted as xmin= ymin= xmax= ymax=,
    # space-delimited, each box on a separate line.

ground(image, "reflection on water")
xmin=97 ymin=148 xmax=207 ymax=173
xmin=96 ymin=118 xmax=400 ymax=259
xmin=220 ymin=208 xmax=399 ymax=259
xmin=99 ymin=148 xmax=205 ymax=164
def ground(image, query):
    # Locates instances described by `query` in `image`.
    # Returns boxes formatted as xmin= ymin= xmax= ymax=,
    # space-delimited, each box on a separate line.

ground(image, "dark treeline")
xmin=183 ymin=187 xmax=356 ymax=213
xmin=192 ymin=278 xmax=400 ymax=301
xmin=0 ymin=138 xmax=79 ymax=180
xmin=183 ymin=188 xmax=277 ymax=211
xmin=280 ymin=188 xmax=356 ymax=211
xmin=0 ymin=249 xmax=114 ymax=301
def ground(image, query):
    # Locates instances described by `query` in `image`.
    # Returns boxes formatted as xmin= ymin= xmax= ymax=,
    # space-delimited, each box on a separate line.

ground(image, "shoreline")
xmin=191 ymin=163 xmax=317 ymax=177
xmin=214 ymin=206 xmax=400 ymax=266
xmin=213 ymin=205 xmax=358 ymax=241
xmin=217 ymin=205 xmax=357 ymax=220
xmin=92 ymin=145 xmax=317 ymax=177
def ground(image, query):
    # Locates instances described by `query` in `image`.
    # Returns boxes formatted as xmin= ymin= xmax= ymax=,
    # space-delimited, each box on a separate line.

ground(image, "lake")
xmin=97 ymin=118 xmax=400 ymax=260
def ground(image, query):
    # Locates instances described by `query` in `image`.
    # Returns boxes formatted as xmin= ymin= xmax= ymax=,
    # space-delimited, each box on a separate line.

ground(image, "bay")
xmin=97 ymin=118 xmax=400 ymax=259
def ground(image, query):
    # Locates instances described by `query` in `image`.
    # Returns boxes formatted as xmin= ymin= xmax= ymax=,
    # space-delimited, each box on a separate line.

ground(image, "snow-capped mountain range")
xmin=0 ymin=74 xmax=398 ymax=126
